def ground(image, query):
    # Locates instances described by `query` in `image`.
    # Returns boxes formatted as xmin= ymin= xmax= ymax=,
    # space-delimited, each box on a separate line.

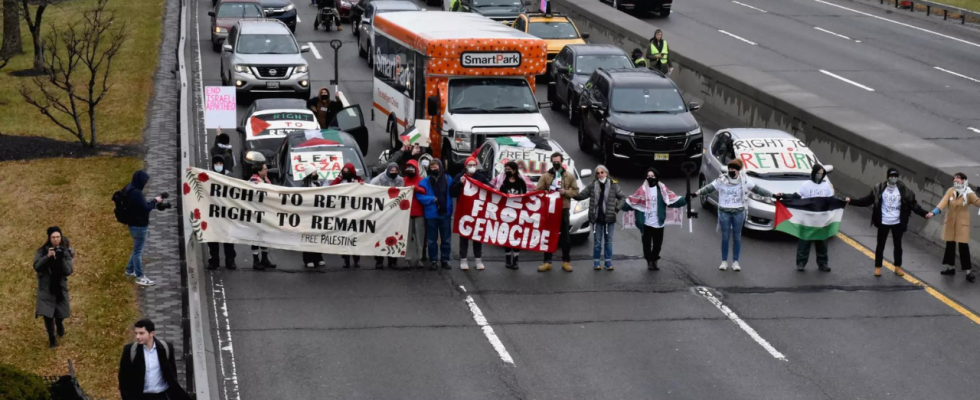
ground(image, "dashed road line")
xmin=718 ymin=30 xmax=758 ymax=46
xmin=814 ymin=26 xmax=852 ymax=41
xmin=211 ymin=277 xmax=242 ymax=400
xmin=819 ymin=69 xmax=875 ymax=91
xmin=307 ymin=42 xmax=323 ymax=59
xmin=814 ymin=0 xmax=980 ymax=49
xmin=969 ymin=127 xmax=980 ymax=134
xmin=732 ymin=1 xmax=767 ymax=12
xmin=696 ymin=287 xmax=788 ymax=361
xmin=460 ymin=285 xmax=515 ymax=365
xmin=934 ymin=66 xmax=980 ymax=84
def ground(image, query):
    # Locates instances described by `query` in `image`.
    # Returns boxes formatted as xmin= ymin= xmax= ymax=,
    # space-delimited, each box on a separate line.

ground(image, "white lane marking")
xmin=697 ymin=287 xmax=788 ymax=361
xmin=307 ymin=42 xmax=322 ymax=59
xmin=969 ymin=127 xmax=980 ymax=134
xmin=460 ymin=285 xmax=515 ymax=365
xmin=718 ymin=30 xmax=758 ymax=46
xmin=814 ymin=0 xmax=980 ymax=49
xmin=934 ymin=66 xmax=980 ymax=84
xmin=211 ymin=277 xmax=242 ymax=400
xmin=814 ymin=26 xmax=852 ymax=41
xmin=819 ymin=69 xmax=875 ymax=91
xmin=732 ymin=1 xmax=767 ymax=12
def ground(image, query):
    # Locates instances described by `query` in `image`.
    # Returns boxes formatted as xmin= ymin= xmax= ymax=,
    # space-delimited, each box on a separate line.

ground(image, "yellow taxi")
xmin=512 ymin=13 xmax=588 ymax=67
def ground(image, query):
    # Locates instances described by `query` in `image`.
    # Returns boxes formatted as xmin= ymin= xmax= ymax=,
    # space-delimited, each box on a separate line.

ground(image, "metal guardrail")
xmin=880 ymin=0 xmax=980 ymax=24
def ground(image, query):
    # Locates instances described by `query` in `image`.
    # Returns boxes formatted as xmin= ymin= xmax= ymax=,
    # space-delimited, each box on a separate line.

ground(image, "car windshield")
xmin=236 ymin=34 xmax=298 ymax=54
xmin=449 ymin=79 xmax=538 ymax=114
xmin=574 ymin=54 xmax=633 ymax=75
xmin=287 ymin=146 xmax=365 ymax=182
xmin=611 ymin=87 xmax=685 ymax=114
xmin=527 ymin=21 xmax=578 ymax=39
xmin=217 ymin=3 xmax=263 ymax=17
xmin=472 ymin=0 xmax=521 ymax=7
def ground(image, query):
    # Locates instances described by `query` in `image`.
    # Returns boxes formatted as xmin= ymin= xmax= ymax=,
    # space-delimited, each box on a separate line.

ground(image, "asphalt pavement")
xmin=186 ymin=1 xmax=980 ymax=398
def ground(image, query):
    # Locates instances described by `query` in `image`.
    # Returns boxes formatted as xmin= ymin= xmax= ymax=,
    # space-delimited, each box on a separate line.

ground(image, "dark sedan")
xmin=209 ymin=0 xmax=265 ymax=52
xmin=273 ymin=130 xmax=370 ymax=187
xmin=547 ymin=44 xmax=633 ymax=124
xmin=257 ymin=0 xmax=298 ymax=32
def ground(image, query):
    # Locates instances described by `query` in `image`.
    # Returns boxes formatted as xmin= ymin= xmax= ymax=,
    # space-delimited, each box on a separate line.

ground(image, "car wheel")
xmin=388 ymin=119 xmax=399 ymax=151
xmin=359 ymin=41 xmax=367 ymax=58
xmin=698 ymin=175 xmax=712 ymax=210
xmin=367 ymin=48 xmax=373 ymax=67
xmin=546 ymin=82 xmax=555 ymax=101
xmin=212 ymin=40 xmax=221 ymax=52
xmin=221 ymin=69 xmax=228 ymax=86
xmin=601 ymin=136 xmax=618 ymax=169
xmin=550 ymin=95 xmax=562 ymax=112
xmin=577 ymin=118 xmax=593 ymax=153
xmin=568 ymin=95 xmax=579 ymax=124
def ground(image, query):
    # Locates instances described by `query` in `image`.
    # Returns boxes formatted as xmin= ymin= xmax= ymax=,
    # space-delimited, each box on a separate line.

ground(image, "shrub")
xmin=0 ymin=364 xmax=52 ymax=400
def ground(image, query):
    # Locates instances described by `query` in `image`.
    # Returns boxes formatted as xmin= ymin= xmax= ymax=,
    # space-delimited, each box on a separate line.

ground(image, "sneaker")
xmin=318 ymin=261 xmax=325 ymax=267
xmin=719 ymin=261 xmax=728 ymax=271
xmin=226 ymin=263 xmax=237 ymax=270
xmin=649 ymin=261 xmax=660 ymax=271
xmin=594 ymin=265 xmax=602 ymax=271
xmin=874 ymin=267 xmax=882 ymax=277
xmin=941 ymin=267 xmax=956 ymax=276
xmin=460 ymin=259 xmax=469 ymax=271
xmin=429 ymin=262 xmax=438 ymax=271
xmin=306 ymin=262 xmax=315 ymax=268
xmin=796 ymin=265 xmax=805 ymax=272
xmin=732 ymin=262 xmax=741 ymax=272
xmin=605 ymin=265 xmax=614 ymax=271
xmin=475 ymin=259 xmax=485 ymax=271
xmin=818 ymin=265 xmax=831 ymax=272
xmin=967 ymin=271 xmax=975 ymax=283
xmin=441 ymin=261 xmax=450 ymax=270
xmin=125 ymin=271 xmax=136 ymax=277
xmin=894 ymin=267 xmax=905 ymax=277
xmin=561 ymin=262 xmax=573 ymax=272
xmin=136 ymin=276 xmax=155 ymax=286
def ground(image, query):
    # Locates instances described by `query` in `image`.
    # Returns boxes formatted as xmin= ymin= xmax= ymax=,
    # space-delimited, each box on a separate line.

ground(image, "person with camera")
xmin=124 ymin=170 xmax=167 ymax=286
xmin=34 ymin=226 xmax=74 ymax=348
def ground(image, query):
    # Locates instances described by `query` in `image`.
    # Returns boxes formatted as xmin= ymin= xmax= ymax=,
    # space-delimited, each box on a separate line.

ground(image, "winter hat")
xmin=464 ymin=156 xmax=477 ymax=167
xmin=727 ymin=159 xmax=743 ymax=171
xmin=216 ymin=133 xmax=230 ymax=145
xmin=303 ymin=163 xmax=318 ymax=178
xmin=47 ymin=226 xmax=62 ymax=237
xmin=887 ymin=167 xmax=900 ymax=177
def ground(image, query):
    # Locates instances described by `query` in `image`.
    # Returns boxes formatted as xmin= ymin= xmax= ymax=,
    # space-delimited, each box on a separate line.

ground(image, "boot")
xmin=894 ymin=267 xmax=905 ymax=277
xmin=649 ymin=260 xmax=660 ymax=271
xmin=261 ymin=252 xmax=277 ymax=269
xmin=505 ymin=254 xmax=513 ymax=269
xmin=441 ymin=261 xmax=450 ymax=270
xmin=941 ymin=267 xmax=956 ymax=275
xmin=343 ymin=258 xmax=351 ymax=269
xmin=376 ymin=258 xmax=385 ymax=269
xmin=56 ymin=319 xmax=65 ymax=337
xmin=966 ymin=271 xmax=975 ymax=283
xmin=353 ymin=258 xmax=360 ymax=269
xmin=226 ymin=261 xmax=237 ymax=270
xmin=388 ymin=258 xmax=397 ymax=269
xmin=874 ymin=267 xmax=881 ymax=277
xmin=48 ymin=335 xmax=57 ymax=348
xmin=538 ymin=262 xmax=552 ymax=272
xmin=253 ymin=254 xmax=265 ymax=270
xmin=428 ymin=261 xmax=438 ymax=270
xmin=207 ymin=258 xmax=219 ymax=270
xmin=512 ymin=254 xmax=520 ymax=270
xmin=818 ymin=265 xmax=831 ymax=272
xmin=562 ymin=262 xmax=573 ymax=272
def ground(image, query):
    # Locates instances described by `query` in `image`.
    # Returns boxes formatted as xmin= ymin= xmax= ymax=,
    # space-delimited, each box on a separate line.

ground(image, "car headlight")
xmin=686 ymin=127 xmax=702 ymax=136
xmin=234 ymin=64 xmax=251 ymax=74
xmin=454 ymin=132 xmax=471 ymax=152
xmin=283 ymin=3 xmax=295 ymax=11
xmin=294 ymin=65 xmax=308 ymax=74
xmin=613 ymin=126 xmax=634 ymax=136
xmin=214 ymin=27 xmax=227 ymax=33
xmin=574 ymin=198 xmax=589 ymax=214
xmin=749 ymin=192 xmax=773 ymax=204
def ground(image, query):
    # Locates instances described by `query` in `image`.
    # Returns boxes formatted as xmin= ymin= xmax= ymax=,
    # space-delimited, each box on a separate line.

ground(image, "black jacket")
xmin=849 ymin=181 xmax=928 ymax=231
xmin=450 ymin=170 xmax=492 ymax=197
xmin=210 ymin=134 xmax=235 ymax=174
xmin=125 ymin=171 xmax=157 ymax=228
xmin=118 ymin=338 xmax=189 ymax=400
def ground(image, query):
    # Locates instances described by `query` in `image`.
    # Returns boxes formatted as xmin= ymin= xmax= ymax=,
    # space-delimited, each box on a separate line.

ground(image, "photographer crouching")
xmin=122 ymin=170 xmax=171 ymax=286
xmin=34 ymin=226 xmax=74 ymax=348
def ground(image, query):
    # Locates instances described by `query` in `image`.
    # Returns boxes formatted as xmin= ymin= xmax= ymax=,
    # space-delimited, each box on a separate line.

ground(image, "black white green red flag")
xmin=774 ymin=197 xmax=846 ymax=241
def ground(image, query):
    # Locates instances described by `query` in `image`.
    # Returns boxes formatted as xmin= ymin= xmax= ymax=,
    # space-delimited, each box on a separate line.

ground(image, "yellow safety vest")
xmin=634 ymin=58 xmax=648 ymax=68
xmin=649 ymin=41 xmax=668 ymax=64
xmin=450 ymin=0 xmax=460 ymax=11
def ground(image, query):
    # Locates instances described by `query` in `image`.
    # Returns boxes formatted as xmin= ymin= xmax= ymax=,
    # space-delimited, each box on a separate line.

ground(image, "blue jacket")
xmin=417 ymin=173 xmax=454 ymax=218
xmin=125 ymin=170 xmax=157 ymax=227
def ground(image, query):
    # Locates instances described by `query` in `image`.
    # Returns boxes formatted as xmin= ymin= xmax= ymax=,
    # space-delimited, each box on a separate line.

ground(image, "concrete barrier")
xmin=550 ymin=0 xmax=980 ymax=252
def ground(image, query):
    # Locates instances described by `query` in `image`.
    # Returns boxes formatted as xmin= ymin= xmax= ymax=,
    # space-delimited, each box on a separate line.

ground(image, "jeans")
xmin=592 ymin=221 xmax=615 ymax=267
xmin=875 ymin=224 xmax=904 ymax=267
xmin=127 ymin=226 xmax=148 ymax=278
xmin=406 ymin=216 xmax=425 ymax=266
xmin=426 ymin=215 xmax=452 ymax=263
xmin=459 ymin=237 xmax=482 ymax=259
xmin=641 ymin=226 xmax=664 ymax=262
xmin=796 ymin=240 xmax=828 ymax=267
xmin=544 ymin=209 xmax=572 ymax=263
xmin=718 ymin=210 xmax=744 ymax=262
xmin=942 ymin=241 xmax=971 ymax=270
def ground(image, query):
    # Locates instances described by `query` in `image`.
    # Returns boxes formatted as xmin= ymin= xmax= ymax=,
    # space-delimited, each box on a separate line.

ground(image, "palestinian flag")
xmin=492 ymin=136 xmax=551 ymax=149
xmin=301 ymin=129 xmax=344 ymax=144
xmin=400 ymin=126 xmax=425 ymax=145
xmin=774 ymin=197 xmax=847 ymax=241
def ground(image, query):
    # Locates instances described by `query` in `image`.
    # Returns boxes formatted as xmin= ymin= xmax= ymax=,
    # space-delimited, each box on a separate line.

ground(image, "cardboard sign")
xmin=290 ymin=151 xmax=344 ymax=181
xmin=453 ymin=176 xmax=563 ymax=253
xmin=204 ymin=86 xmax=236 ymax=129
xmin=733 ymin=138 xmax=818 ymax=174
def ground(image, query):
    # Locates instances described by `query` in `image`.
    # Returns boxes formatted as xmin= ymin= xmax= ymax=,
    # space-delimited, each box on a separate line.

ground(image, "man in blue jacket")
xmin=125 ymin=170 xmax=164 ymax=286
xmin=418 ymin=159 xmax=454 ymax=270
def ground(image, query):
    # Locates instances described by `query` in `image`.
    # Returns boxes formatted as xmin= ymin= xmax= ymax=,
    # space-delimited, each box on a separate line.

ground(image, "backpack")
xmin=130 ymin=339 xmax=169 ymax=364
xmin=112 ymin=188 xmax=132 ymax=225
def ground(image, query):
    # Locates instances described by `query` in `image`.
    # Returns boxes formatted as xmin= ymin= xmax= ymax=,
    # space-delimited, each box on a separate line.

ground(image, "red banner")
xmin=453 ymin=176 xmax=563 ymax=253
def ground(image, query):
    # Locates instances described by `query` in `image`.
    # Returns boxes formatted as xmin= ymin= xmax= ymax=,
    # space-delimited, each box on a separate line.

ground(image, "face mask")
xmin=466 ymin=166 xmax=477 ymax=174
xmin=813 ymin=171 xmax=824 ymax=183
xmin=955 ymin=182 xmax=966 ymax=190
xmin=421 ymin=160 xmax=430 ymax=169
xmin=888 ymin=177 xmax=899 ymax=185
xmin=647 ymin=177 xmax=657 ymax=186
xmin=404 ymin=169 xmax=416 ymax=177
xmin=343 ymin=171 xmax=354 ymax=180
xmin=552 ymin=162 xmax=562 ymax=171
xmin=728 ymin=171 xmax=738 ymax=179
xmin=387 ymin=172 xmax=398 ymax=180
xmin=599 ymin=177 xmax=608 ymax=184
xmin=214 ymin=164 xmax=224 ymax=173
xmin=320 ymin=95 xmax=329 ymax=101
xmin=429 ymin=169 xmax=440 ymax=177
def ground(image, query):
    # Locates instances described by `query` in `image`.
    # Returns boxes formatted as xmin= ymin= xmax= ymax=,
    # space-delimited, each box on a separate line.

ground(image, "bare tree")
xmin=21 ymin=0 xmax=69 ymax=72
xmin=2 ymin=0 xmax=23 ymax=58
xmin=19 ymin=0 xmax=126 ymax=147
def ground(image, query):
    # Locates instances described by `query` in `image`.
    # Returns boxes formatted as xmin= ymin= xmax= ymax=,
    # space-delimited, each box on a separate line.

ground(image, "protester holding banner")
xmin=574 ymin=165 xmax=626 ymax=271
xmin=300 ymin=165 xmax=327 ymax=269
xmin=307 ymin=87 xmax=345 ymax=128
xmin=491 ymin=161 xmax=532 ymax=270
xmin=248 ymin=161 xmax=277 ymax=270
xmin=846 ymin=168 xmax=930 ymax=277
xmin=403 ymin=160 xmax=428 ymax=269
xmin=623 ymin=168 xmax=687 ymax=271
xmin=451 ymin=157 xmax=493 ymax=271
xmin=536 ymin=153 xmax=579 ymax=273
xmin=780 ymin=164 xmax=836 ymax=272
xmin=210 ymin=128 xmax=235 ymax=175
xmin=371 ymin=162 xmax=405 ymax=269
xmin=693 ymin=159 xmax=774 ymax=272
xmin=329 ymin=163 xmax=365 ymax=269
xmin=419 ymin=159 xmax=454 ymax=270
xmin=928 ymin=172 xmax=980 ymax=282
xmin=207 ymin=156 xmax=237 ymax=270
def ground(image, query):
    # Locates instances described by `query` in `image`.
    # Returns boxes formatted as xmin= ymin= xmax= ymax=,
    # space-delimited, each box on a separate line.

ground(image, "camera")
xmin=53 ymin=247 xmax=65 ymax=260
xmin=156 ymin=192 xmax=172 ymax=211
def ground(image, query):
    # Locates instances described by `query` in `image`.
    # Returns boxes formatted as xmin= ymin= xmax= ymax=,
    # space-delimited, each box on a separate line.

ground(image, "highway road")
xmin=636 ymin=0 xmax=980 ymax=160
xmin=185 ymin=0 xmax=980 ymax=398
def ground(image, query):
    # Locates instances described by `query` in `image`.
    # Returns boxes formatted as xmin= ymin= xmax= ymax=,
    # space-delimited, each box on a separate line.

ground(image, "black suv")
xmin=577 ymin=68 xmax=702 ymax=170
xmin=547 ymin=44 xmax=633 ymax=125
xmin=602 ymin=0 xmax=671 ymax=16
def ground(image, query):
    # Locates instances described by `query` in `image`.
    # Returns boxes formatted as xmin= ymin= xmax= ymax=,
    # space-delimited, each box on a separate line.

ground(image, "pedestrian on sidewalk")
xmin=574 ymin=165 xmax=626 ymax=271
xmin=124 ymin=170 xmax=165 ymax=286
xmin=846 ymin=167 xmax=930 ymax=277
xmin=248 ymin=161 xmax=277 ymax=270
xmin=330 ymin=163 xmax=365 ymax=268
xmin=210 ymin=128 xmax=236 ymax=176
xmin=403 ymin=160 xmax=427 ymax=269
xmin=491 ymin=161 xmax=534 ymax=270
xmin=623 ymin=168 xmax=687 ymax=271
xmin=371 ymin=162 xmax=404 ymax=269
xmin=451 ymin=156 xmax=492 ymax=271
xmin=928 ymin=172 xmax=979 ymax=282
xmin=34 ymin=226 xmax=73 ymax=348
xmin=692 ymin=159 xmax=774 ymax=272
xmin=118 ymin=319 xmax=190 ymax=400
xmin=784 ymin=164 xmax=835 ymax=272
xmin=419 ymin=159 xmax=453 ymax=270
xmin=537 ymin=152 xmax=579 ymax=272
xmin=646 ymin=29 xmax=672 ymax=75
xmin=301 ymin=164 xmax=326 ymax=269
xmin=206 ymin=157 xmax=237 ymax=270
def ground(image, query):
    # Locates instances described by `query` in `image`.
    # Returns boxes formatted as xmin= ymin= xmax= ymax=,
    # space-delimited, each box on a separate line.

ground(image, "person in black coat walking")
xmin=118 ymin=319 xmax=190 ymax=400
xmin=34 ymin=226 xmax=73 ymax=348
xmin=847 ymin=167 xmax=930 ymax=277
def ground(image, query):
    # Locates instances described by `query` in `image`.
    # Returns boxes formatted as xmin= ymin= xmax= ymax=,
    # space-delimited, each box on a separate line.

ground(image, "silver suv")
xmin=220 ymin=19 xmax=311 ymax=99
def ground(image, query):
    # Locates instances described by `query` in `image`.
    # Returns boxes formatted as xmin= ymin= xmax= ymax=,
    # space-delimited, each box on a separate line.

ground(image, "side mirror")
xmin=427 ymin=96 xmax=439 ymax=116
xmin=537 ymin=101 xmax=552 ymax=108
xmin=236 ymin=126 xmax=246 ymax=136
xmin=823 ymin=165 xmax=834 ymax=174
xmin=244 ymin=151 xmax=266 ymax=164
xmin=581 ymin=32 xmax=590 ymax=39
xmin=208 ymin=11 xmax=216 ymax=17
xmin=580 ymin=169 xmax=592 ymax=178
xmin=301 ymin=45 xmax=311 ymax=53
xmin=222 ymin=44 xmax=233 ymax=52
xmin=688 ymin=101 xmax=701 ymax=111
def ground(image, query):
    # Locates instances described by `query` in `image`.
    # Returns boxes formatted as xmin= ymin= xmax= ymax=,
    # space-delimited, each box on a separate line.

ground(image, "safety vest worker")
xmin=450 ymin=0 xmax=460 ymax=11
xmin=631 ymin=49 xmax=648 ymax=68
xmin=649 ymin=40 xmax=668 ymax=65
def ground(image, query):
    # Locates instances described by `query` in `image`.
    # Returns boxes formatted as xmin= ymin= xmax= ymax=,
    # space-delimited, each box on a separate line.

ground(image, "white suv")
xmin=220 ymin=19 xmax=311 ymax=100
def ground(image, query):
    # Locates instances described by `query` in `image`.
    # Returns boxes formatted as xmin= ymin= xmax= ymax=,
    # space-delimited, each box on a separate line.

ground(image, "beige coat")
xmin=936 ymin=188 xmax=980 ymax=243
xmin=536 ymin=168 xmax=579 ymax=210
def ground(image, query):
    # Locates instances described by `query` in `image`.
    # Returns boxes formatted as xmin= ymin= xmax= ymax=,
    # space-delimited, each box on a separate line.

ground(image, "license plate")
xmin=655 ymin=153 xmax=669 ymax=161
xmin=266 ymin=81 xmax=280 ymax=89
